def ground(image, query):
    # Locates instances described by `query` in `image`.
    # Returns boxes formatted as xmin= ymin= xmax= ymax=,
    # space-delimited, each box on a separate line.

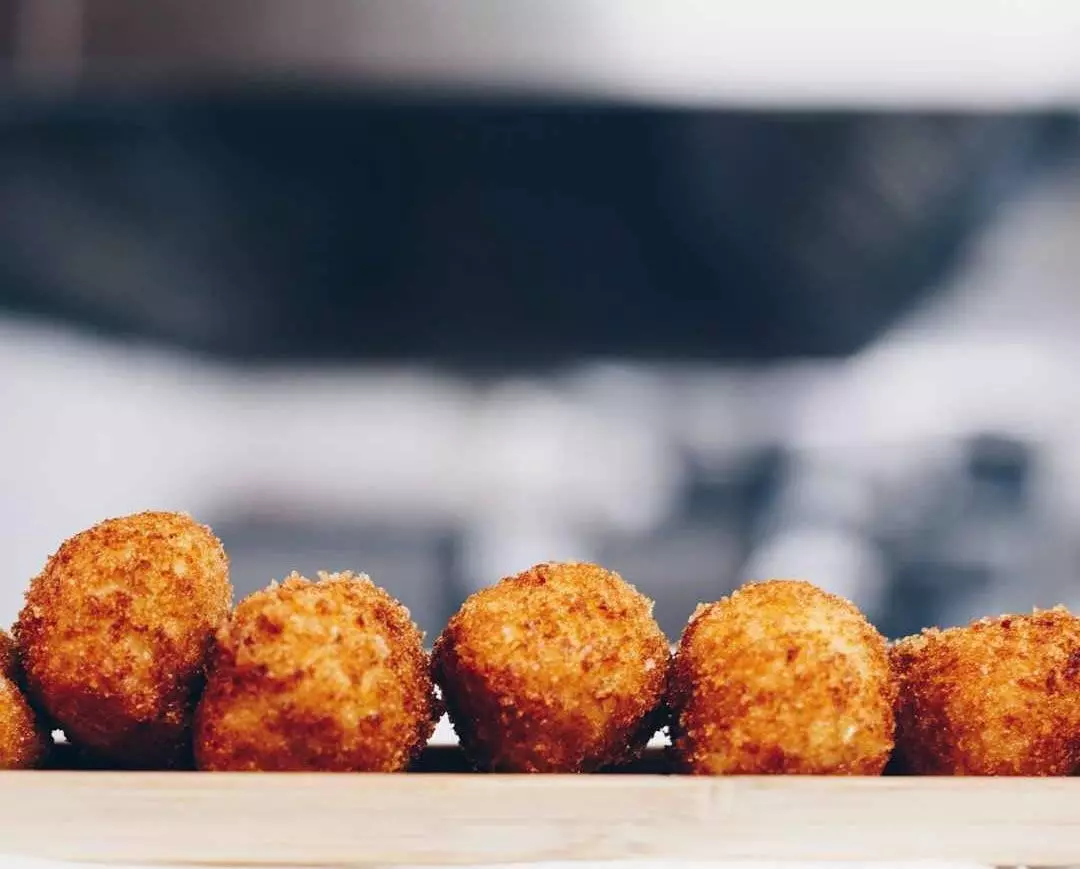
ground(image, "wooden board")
xmin=3 ymin=765 xmax=1080 ymax=868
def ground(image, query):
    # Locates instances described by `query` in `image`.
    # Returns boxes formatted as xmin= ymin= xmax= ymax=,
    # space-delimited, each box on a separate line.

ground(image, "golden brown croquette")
xmin=432 ymin=561 xmax=669 ymax=773
xmin=194 ymin=571 xmax=437 ymax=772
xmin=0 ymin=630 xmax=16 ymax=682
xmin=0 ymin=631 xmax=47 ymax=769
xmin=669 ymin=579 xmax=895 ymax=775
xmin=892 ymin=607 xmax=1080 ymax=775
xmin=15 ymin=511 xmax=231 ymax=768
xmin=0 ymin=675 xmax=47 ymax=769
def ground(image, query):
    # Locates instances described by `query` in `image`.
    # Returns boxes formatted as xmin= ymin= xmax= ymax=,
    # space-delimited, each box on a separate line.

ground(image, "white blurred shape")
xmin=742 ymin=527 xmax=889 ymax=617
xmin=0 ymin=321 xmax=688 ymax=626
xmin=468 ymin=379 xmax=683 ymax=533
xmin=458 ymin=518 xmax=595 ymax=595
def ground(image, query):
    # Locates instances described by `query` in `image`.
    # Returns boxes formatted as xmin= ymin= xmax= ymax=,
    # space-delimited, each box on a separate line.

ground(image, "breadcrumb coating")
xmin=669 ymin=579 xmax=895 ymax=775
xmin=432 ymin=561 xmax=669 ymax=772
xmin=892 ymin=606 xmax=1080 ymax=775
xmin=194 ymin=571 xmax=437 ymax=771
xmin=0 ymin=677 xmax=47 ymax=769
xmin=0 ymin=631 xmax=47 ymax=769
xmin=15 ymin=511 xmax=231 ymax=768
xmin=0 ymin=630 xmax=16 ymax=682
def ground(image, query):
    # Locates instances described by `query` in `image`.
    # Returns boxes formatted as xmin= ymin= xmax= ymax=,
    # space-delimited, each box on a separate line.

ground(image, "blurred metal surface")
xmin=0 ymin=96 xmax=1068 ymax=364
xmin=0 ymin=1 xmax=1074 ymax=363
xmin=7 ymin=1 xmax=1080 ymax=108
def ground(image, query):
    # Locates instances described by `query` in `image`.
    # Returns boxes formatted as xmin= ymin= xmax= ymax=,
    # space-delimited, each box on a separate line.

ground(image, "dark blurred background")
xmin=5 ymin=1 xmax=1080 ymax=642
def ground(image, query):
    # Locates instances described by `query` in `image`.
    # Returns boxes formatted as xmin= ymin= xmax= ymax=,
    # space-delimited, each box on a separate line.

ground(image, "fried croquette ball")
xmin=194 ymin=571 xmax=437 ymax=771
xmin=669 ymin=579 xmax=895 ymax=775
xmin=892 ymin=607 xmax=1080 ymax=775
xmin=0 ymin=630 xmax=16 ymax=681
xmin=432 ymin=561 xmax=669 ymax=773
xmin=0 ymin=631 xmax=47 ymax=769
xmin=15 ymin=511 xmax=231 ymax=768
xmin=0 ymin=674 xmax=48 ymax=769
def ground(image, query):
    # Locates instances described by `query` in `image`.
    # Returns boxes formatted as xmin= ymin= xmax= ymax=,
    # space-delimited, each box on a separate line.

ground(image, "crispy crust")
xmin=669 ymin=579 xmax=896 ymax=775
xmin=892 ymin=607 xmax=1080 ymax=775
xmin=0 ymin=631 xmax=48 ymax=769
xmin=0 ymin=675 xmax=48 ymax=769
xmin=0 ymin=630 xmax=16 ymax=682
xmin=194 ymin=571 xmax=437 ymax=772
xmin=15 ymin=511 xmax=231 ymax=768
xmin=432 ymin=561 xmax=669 ymax=773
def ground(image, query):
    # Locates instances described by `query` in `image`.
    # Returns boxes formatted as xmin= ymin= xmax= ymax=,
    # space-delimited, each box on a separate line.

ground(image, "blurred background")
xmin=4 ymin=1 xmax=1080 ymax=641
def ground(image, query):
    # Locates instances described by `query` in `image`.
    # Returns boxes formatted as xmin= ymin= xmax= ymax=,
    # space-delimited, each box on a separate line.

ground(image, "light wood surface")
xmin=1 ymin=772 xmax=1080 ymax=867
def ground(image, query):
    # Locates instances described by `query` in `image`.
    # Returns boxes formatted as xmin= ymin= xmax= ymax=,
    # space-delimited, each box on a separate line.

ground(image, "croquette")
xmin=0 ymin=631 xmax=47 ymax=769
xmin=0 ymin=630 xmax=16 ymax=682
xmin=892 ymin=606 xmax=1080 ymax=775
xmin=15 ymin=511 xmax=231 ymax=768
xmin=669 ymin=579 xmax=895 ymax=775
xmin=194 ymin=571 xmax=437 ymax=771
xmin=432 ymin=561 xmax=669 ymax=773
xmin=0 ymin=676 xmax=47 ymax=769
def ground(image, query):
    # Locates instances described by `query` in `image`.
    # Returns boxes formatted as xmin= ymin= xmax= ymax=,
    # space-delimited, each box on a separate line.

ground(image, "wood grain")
xmin=1 ymin=772 xmax=1079 ymax=867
